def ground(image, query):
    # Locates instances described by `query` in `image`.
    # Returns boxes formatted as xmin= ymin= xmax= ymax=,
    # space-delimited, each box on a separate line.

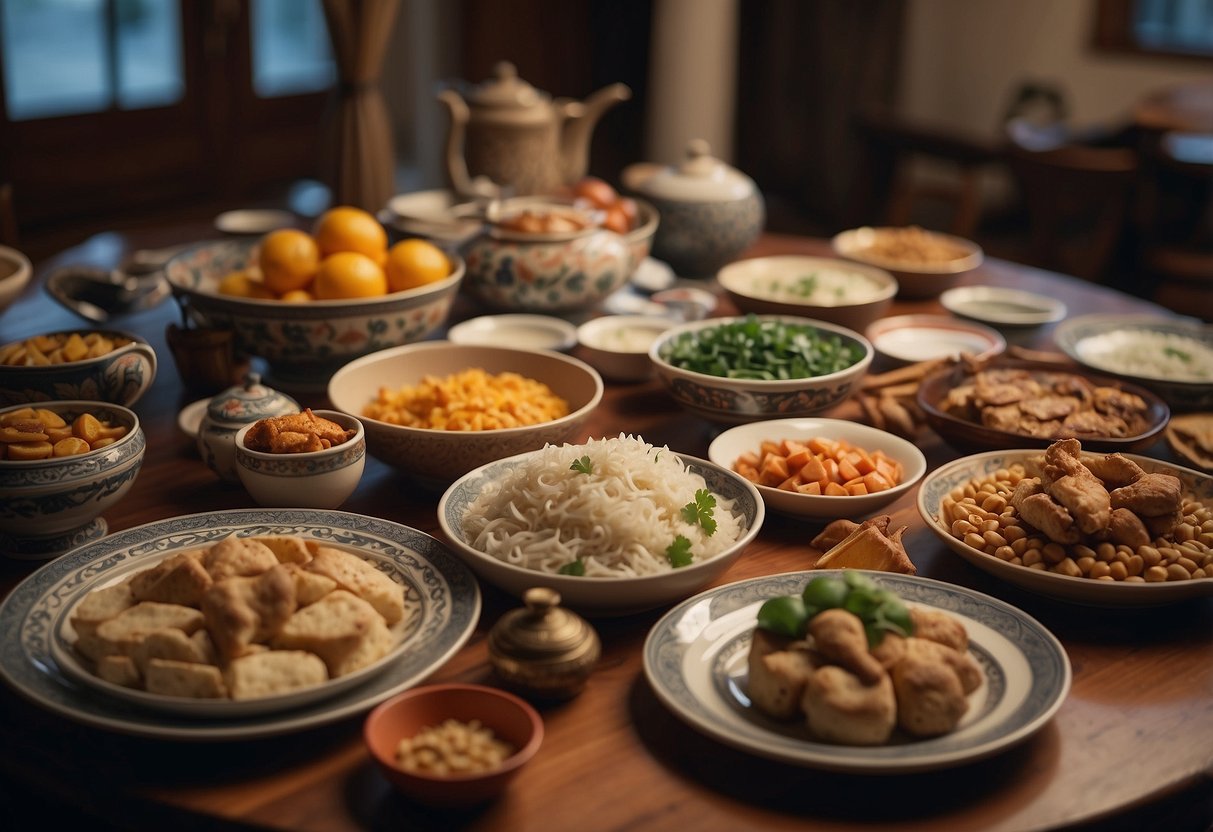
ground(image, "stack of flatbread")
xmin=71 ymin=535 xmax=405 ymax=701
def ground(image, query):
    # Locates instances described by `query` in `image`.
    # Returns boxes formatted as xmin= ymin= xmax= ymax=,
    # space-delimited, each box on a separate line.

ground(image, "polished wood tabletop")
xmin=1 ymin=229 xmax=1210 ymax=832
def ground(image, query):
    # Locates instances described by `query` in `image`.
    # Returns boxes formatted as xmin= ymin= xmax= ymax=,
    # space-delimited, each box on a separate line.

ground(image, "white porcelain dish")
xmin=918 ymin=450 xmax=1213 ymax=606
xmin=437 ymin=449 xmax=764 ymax=616
xmin=576 ymin=315 xmax=673 ymax=381
xmin=234 ymin=410 xmax=366 ymax=510
xmin=448 ymin=313 xmax=577 ymax=351
xmin=866 ymin=314 xmax=1005 ymax=365
xmin=213 ymin=209 xmax=296 ymax=235
xmin=707 ymin=418 xmax=927 ymax=519
xmin=0 ymin=509 xmax=480 ymax=740
xmin=1054 ymin=314 xmax=1213 ymax=411
xmin=940 ymin=285 xmax=1066 ymax=328
xmin=644 ymin=571 xmax=1070 ymax=773
xmin=177 ymin=397 xmax=208 ymax=439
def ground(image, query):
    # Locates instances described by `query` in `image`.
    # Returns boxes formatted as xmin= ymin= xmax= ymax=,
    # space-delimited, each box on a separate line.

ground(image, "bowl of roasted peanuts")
xmin=0 ymin=400 xmax=145 ymax=559
xmin=0 ymin=329 xmax=157 ymax=407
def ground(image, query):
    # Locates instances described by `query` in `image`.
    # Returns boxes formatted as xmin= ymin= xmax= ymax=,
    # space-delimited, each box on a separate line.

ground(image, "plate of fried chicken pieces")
xmin=643 ymin=570 xmax=1070 ymax=773
xmin=919 ymin=439 xmax=1213 ymax=605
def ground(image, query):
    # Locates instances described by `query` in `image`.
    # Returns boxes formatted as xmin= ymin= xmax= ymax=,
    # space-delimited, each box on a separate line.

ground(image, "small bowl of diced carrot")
xmin=707 ymin=417 xmax=926 ymax=519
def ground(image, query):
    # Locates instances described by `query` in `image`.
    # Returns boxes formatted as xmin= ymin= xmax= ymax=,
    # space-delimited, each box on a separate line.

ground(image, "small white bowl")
xmin=866 ymin=314 xmax=1005 ymax=365
xmin=233 ymin=410 xmax=365 ymax=509
xmin=707 ymin=418 xmax=926 ymax=519
xmin=448 ymin=314 xmax=577 ymax=352
xmin=576 ymin=315 xmax=673 ymax=382
xmin=0 ymin=245 xmax=32 ymax=318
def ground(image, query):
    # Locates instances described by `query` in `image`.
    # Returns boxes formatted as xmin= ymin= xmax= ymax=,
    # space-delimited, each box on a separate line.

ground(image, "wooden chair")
xmin=850 ymin=110 xmax=1003 ymax=239
xmin=1003 ymin=119 xmax=1139 ymax=283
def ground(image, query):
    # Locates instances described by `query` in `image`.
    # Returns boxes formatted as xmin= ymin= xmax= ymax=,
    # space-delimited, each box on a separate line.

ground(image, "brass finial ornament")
xmin=488 ymin=587 xmax=601 ymax=699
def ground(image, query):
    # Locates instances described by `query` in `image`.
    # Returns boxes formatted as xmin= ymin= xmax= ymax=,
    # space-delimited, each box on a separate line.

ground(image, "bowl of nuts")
xmin=363 ymin=683 xmax=543 ymax=807
xmin=0 ymin=401 xmax=145 ymax=559
xmin=0 ymin=330 xmax=157 ymax=407
xmin=233 ymin=409 xmax=365 ymax=509
xmin=917 ymin=441 xmax=1213 ymax=605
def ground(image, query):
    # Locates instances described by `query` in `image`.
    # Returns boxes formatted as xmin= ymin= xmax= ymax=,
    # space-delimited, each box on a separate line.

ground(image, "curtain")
xmin=321 ymin=0 xmax=401 ymax=211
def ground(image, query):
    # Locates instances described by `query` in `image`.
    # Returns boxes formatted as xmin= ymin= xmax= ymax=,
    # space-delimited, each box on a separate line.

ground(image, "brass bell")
xmin=488 ymin=587 xmax=601 ymax=699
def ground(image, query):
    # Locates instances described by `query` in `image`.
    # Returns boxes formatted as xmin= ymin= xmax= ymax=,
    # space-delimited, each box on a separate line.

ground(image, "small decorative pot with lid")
xmin=488 ymin=587 xmax=601 ymax=699
xmin=622 ymin=138 xmax=765 ymax=277
xmin=197 ymin=372 xmax=299 ymax=481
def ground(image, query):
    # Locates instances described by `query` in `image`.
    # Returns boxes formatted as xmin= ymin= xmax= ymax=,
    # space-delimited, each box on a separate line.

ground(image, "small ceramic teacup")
xmin=233 ymin=410 xmax=365 ymax=509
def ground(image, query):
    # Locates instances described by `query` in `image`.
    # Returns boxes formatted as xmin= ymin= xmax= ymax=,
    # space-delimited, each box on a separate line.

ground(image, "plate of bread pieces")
xmin=0 ymin=509 xmax=480 ymax=740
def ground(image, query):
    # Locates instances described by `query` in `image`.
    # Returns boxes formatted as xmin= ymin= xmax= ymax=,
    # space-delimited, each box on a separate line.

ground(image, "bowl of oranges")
xmin=165 ymin=206 xmax=464 ymax=388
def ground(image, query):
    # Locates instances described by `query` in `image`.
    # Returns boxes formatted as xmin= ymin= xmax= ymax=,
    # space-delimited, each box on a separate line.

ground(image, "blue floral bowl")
xmin=0 ymin=400 xmax=145 ymax=559
xmin=233 ymin=409 xmax=365 ymax=509
xmin=649 ymin=315 xmax=874 ymax=424
xmin=165 ymin=239 xmax=464 ymax=389
xmin=0 ymin=329 xmax=156 ymax=408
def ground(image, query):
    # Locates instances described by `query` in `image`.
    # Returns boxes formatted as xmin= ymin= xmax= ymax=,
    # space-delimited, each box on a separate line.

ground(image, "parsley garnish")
xmin=1164 ymin=346 xmax=1192 ymax=363
xmin=680 ymin=488 xmax=717 ymax=536
xmin=666 ymin=535 xmax=693 ymax=568
xmin=558 ymin=559 xmax=585 ymax=576
xmin=570 ymin=455 xmax=594 ymax=475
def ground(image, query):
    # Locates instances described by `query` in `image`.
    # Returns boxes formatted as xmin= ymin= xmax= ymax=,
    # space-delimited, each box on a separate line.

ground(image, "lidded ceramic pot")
xmin=488 ymin=587 xmax=601 ymax=699
xmin=197 ymin=372 xmax=299 ymax=482
xmin=622 ymin=138 xmax=765 ymax=277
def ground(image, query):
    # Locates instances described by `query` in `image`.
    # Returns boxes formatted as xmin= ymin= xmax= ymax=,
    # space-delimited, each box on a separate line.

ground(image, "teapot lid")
xmin=203 ymin=372 xmax=299 ymax=425
xmin=633 ymin=139 xmax=757 ymax=203
xmin=466 ymin=62 xmax=551 ymax=118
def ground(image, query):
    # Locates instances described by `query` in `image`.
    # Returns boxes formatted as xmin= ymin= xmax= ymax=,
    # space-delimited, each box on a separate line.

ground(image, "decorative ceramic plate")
xmin=918 ymin=450 xmax=1213 ymax=606
xmin=866 ymin=314 xmax=1006 ymax=365
xmin=176 ymin=397 xmax=208 ymax=439
xmin=447 ymin=314 xmax=577 ymax=352
xmin=643 ymin=571 xmax=1070 ymax=773
xmin=0 ymin=509 xmax=480 ymax=740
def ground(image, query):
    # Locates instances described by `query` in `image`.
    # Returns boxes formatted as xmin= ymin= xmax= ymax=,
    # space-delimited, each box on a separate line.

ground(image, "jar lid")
xmin=488 ymin=587 xmax=601 ymax=670
xmin=467 ymin=61 xmax=550 ymax=117
xmin=203 ymin=372 xmax=299 ymax=425
xmin=636 ymin=139 xmax=757 ymax=203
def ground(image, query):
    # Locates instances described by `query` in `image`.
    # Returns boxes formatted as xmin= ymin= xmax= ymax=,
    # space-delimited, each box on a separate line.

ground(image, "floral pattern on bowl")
xmin=0 ymin=401 xmax=145 ymax=559
xmin=666 ymin=376 xmax=859 ymax=422
xmin=0 ymin=331 xmax=157 ymax=408
xmin=165 ymin=239 xmax=464 ymax=387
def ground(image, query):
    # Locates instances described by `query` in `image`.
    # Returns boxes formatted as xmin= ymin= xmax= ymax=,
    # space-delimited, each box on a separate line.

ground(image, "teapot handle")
xmin=437 ymin=89 xmax=475 ymax=197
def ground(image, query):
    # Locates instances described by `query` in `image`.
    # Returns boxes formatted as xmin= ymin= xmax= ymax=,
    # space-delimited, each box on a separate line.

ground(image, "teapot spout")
xmin=558 ymin=82 xmax=631 ymax=185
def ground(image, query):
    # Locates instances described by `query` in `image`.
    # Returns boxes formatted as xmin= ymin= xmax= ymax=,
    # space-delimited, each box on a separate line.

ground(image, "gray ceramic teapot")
xmin=438 ymin=61 xmax=630 ymax=198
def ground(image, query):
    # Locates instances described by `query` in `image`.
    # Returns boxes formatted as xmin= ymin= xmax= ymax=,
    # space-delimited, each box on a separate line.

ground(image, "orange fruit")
xmin=278 ymin=288 xmax=314 ymax=303
xmin=312 ymin=252 xmax=388 ymax=299
xmin=384 ymin=239 xmax=450 ymax=292
xmin=313 ymin=206 xmax=388 ymax=261
xmin=258 ymin=229 xmax=320 ymax=294
xmin=218 ymin=269 xmax=276 ymax=299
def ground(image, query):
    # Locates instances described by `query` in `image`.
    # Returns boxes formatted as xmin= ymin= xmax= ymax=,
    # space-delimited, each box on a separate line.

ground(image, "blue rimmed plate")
xmin=0 ymin=509 xmax=480 ymax=741
xmin=643 ymin=570 xmax=1070 ymax=773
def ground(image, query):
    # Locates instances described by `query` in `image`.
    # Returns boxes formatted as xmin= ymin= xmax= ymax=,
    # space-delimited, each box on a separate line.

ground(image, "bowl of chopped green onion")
xmin=649 ymin=314 xmax=873 ymax=424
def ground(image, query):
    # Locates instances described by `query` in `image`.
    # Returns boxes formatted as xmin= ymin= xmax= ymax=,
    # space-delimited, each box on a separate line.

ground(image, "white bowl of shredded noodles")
xmin=437 ymin=435 xmax=765 ymax=615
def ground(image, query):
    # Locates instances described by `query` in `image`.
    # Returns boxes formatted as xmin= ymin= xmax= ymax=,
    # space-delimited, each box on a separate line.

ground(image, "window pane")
xmin=1134 ymin=0 xmax=1213 ymax=54
xmin=252 ymin=0 xmax=335 ymax=97
xmin=2 ymin=0 xmax=110 ymax=120
xmin=115 ymin=0 xmax=183 ymax=110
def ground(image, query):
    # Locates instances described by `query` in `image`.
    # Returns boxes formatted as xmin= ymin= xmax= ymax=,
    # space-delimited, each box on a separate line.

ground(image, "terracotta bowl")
xmin=832 ymin=226 xmax=983 ymax=300
xmin=364 ymin=683 xmax=543 ymax=807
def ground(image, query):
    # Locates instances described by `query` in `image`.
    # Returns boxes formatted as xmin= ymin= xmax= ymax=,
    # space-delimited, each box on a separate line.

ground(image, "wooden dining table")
xmin=0 ymin=227 xmax=1210 ymax=832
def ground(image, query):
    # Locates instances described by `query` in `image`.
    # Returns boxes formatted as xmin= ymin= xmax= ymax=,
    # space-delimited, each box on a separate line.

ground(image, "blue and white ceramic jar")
xmin=197 ymin=373 xmax=299 ymax=482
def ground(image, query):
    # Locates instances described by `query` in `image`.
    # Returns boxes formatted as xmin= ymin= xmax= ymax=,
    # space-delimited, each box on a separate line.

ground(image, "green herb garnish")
xmin=666 ymin=535 xmax=694 ymax=568
xmin=558 ymin=559 xmax=586 ymax=576
xmin=570 ymin=455 xmax=594 ymax=475
xmin=680 ymin=488 xmax=717 ymax=536
xmin=1164 ymin=346 xmax=1192 ymax=363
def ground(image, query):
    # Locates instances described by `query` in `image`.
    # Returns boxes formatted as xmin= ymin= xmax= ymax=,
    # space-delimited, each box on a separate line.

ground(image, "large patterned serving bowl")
xmin=648 ymin=315 xmax=874 ymax=424
xmin=327 ymin=341 xmax=603 ymax=488
xmin=458 ymin=199 xmax=657 ymax=312
xmin=165 ymin=239 xmax=464 ymax=389
xmin=0 ymin=400 xmax=145 ymax=559
xmin=0 ymin=329 xmax=157 ymax=408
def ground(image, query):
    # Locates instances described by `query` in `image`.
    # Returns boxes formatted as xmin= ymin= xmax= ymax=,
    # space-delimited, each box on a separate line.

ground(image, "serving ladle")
xmin=45 ymin=247 xmax=179 ymax=322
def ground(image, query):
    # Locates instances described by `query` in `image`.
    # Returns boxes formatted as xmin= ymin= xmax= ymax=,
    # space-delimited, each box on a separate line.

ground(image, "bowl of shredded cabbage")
xmin=437 ymin=434 xmax=764 ymax=615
